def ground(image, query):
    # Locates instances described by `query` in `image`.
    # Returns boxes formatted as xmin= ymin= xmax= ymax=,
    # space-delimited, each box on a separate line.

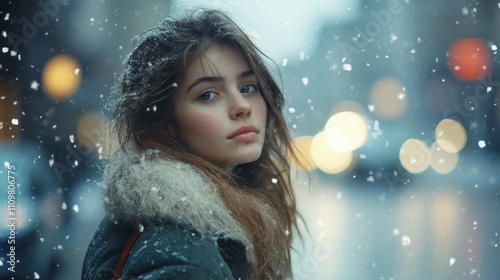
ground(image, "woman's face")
xmin=174 ymin=44 xmax=267 ymax=171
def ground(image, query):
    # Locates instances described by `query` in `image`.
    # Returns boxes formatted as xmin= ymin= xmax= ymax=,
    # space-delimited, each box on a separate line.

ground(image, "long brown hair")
xmin=109 ymin=9 xmax=304 ymax=279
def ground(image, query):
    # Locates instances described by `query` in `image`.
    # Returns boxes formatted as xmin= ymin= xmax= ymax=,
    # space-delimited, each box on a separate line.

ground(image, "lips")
xmin=227 ymin=125 xmax=259 ymax=140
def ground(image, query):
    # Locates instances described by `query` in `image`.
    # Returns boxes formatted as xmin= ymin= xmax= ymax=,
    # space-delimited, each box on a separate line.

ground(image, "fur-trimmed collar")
xmin=101 ymin=148 xmax=251 ymax=250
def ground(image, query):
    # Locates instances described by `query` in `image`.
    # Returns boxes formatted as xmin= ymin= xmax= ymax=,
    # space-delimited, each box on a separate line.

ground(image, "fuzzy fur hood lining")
xmin=101 ymin=148 xmax=251 ymax=251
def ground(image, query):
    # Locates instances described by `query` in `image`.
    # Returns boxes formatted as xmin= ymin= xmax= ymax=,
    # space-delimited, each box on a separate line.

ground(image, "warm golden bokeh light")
xmin=77 ymin=111 xmax=106 ymax=153
xmin=324 ymin=111 xmax=367 ymax=152
xmin=399 ymin=138 xmax=431 ymax=174
xmin=430 ymin=142 xmax=459 ymax=174
xmin=331 ymin=100 xmax=365 ymax=115
xmin=290 ymin=136 xmax=316 ymax=171
xmin=42 ymin=54 xmax=82 ymax=101
xmin=435 ymin=118 xmax=467 ymax=153
xmin=311 ymin=131 xmax=353 ymax=174
xmin=0 ymin=80 xmax=21 ymax=142
xmin=370 ymin=77 xmax=407 ymax=120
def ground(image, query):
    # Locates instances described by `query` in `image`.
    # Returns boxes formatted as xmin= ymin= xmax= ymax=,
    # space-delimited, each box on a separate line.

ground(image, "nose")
xmin=229 ymin=91 xmax=252 ymax=120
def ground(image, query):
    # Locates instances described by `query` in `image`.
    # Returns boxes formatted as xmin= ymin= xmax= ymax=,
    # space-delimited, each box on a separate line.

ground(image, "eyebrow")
xmin=186 ymin=69 xmax=255 ymax=92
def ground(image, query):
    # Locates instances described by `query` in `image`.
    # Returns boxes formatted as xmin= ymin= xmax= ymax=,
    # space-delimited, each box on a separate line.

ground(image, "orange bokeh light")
xmin=448 ymin=38 xmax=491 ymax=81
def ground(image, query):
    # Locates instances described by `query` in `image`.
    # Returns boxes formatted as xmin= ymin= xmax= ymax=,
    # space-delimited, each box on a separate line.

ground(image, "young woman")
xmin=82 ymin=9 xmax=304 ymax=280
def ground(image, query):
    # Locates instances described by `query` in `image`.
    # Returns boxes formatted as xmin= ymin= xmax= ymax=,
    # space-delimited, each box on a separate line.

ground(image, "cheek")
xmin=178 ymin=111 xmax=220 ymax=140
xmin=256 ymin=97 xmax=268 ymax=124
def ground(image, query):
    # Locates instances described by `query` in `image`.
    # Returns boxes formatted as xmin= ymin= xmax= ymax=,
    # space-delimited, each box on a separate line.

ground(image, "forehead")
xmin=184 ymin=44 xmax=251 ymax=80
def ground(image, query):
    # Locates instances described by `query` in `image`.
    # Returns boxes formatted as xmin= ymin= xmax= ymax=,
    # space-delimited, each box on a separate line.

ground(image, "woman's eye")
xmin=241 ymin=84 xmax=258 ymax=94
xmin=199 ymin=91 xmax=216 ymax=101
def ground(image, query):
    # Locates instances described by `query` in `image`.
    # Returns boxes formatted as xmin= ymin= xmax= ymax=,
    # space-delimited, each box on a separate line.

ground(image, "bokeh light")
xmin=370 ymin=77 xmax=407 ymax=120
xmin=324 ymin=111 xmax=367 ymax=152
xmin=430 ymin=142 xmax=459 ymax=174
xmin=399 ymin=138 xmax=431 ymax=174
xmin=77 ymin=111 xmax=106 ymax=154
xmin=434 ymin=118 xmax=467 ymax=153
xmin=331 ymin=100 xmax=365 ymax=115
xmin=290 ymin=135 xmax=316 ymax=171
xmin=448 ymin=38 xmax=491 ymax=81
xmin=0 ymin=79 xmax=21 ymax=141
xmin=42 ymin=54 xmax=82 ymax=101
xmin=311 ymin=131 xmax=353 ymax=174
xmin=430 ymin=191 xmax=461 ymax=274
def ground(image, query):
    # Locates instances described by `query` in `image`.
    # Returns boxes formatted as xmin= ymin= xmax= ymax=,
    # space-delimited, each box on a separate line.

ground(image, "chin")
xmin=230 ymin=149 xmax=263 ymax=166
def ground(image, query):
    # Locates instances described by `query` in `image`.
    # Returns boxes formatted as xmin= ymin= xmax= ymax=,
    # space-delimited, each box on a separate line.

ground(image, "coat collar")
xmin=101 ymin=148 xmax=251 ymax=251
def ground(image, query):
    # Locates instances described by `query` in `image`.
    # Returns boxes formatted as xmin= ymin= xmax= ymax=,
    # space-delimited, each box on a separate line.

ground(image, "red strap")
xmin=112 ymin=229 xmax=142 ymax=280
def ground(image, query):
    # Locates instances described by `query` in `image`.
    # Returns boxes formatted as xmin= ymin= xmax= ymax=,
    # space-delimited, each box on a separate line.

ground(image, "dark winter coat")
xmin=82 ymin=219 xmax=249 ymax=279
xmin=81 ymin=148 xmax=253 ymax=279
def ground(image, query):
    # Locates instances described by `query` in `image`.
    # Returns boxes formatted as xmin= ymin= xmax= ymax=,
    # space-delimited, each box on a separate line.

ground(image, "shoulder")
xmin=82 ymin=218 xmax=132 ymax=279
xmin=82 ymin=218 xmax=238 ymax=280
xmin=123 ymin=222 xmax=234 ymax=278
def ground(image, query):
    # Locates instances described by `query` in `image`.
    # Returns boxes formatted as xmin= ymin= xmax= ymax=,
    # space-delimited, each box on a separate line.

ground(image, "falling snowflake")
xmin=302 ymin=77 xmax=309 ymax=86
xmin=343 ymin=64 xmax=352 ymax=71
xmin=478 ymin=140 xmax=486 ymax=148
xmin=390 ymin=33 xmax=398 ymax=43
xmin=401 ymin=235 xmax=411 ymax=246
xmin=31 ymin=81 xmax=40 ymax=90
xmin=450 ymin=258 xmax=456 ymax=266
xmin=11 ymin=118 xmax=18 ymax=125
xmin=299 ymin=51 xmax=305 ymax=60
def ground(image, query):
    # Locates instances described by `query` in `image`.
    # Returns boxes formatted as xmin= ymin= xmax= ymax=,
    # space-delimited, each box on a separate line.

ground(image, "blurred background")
xmin=0 ymin=0 xmax=499 ymax=279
